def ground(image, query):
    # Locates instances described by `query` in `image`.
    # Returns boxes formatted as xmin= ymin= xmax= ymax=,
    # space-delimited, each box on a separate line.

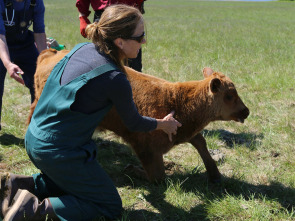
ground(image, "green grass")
xmin=1 ymin=0 xmax=295 ymax=220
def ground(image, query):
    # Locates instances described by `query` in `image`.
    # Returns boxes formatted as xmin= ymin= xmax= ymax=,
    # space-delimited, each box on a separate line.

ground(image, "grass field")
xmin=1 ymin=0 xmax=295 ymax=220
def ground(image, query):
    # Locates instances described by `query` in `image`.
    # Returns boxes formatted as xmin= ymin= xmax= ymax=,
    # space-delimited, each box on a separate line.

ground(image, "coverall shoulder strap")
xmin=85 ymin=63 xmax=118 ymax=81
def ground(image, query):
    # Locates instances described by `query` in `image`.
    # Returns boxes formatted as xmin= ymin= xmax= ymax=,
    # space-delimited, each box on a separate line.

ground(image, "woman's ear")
xmin=114 ymin=38 xmax=124 ymax=50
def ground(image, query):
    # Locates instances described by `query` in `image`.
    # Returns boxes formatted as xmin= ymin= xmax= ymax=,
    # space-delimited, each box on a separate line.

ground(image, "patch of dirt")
xmin=270 ymin=151 xmax=280 ymax=158
xmin=164 ymin=161 xmax=185 ymax=176
xmin=209 ymin=149 xmax=225 ymax=163
xmin=0 ymin=163 xmax=8 ymax=170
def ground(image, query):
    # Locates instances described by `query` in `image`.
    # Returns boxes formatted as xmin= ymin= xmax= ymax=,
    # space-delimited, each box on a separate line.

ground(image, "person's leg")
xmin=0 ymin=173 xmax=35 ymax=218
xmin=0 ymin=165 xmax=65 ymax=219
xmin=128 ymin=48 xmax=142 ymax=72
xmin=12 ymin=44 xmax=39 ymax=103
xmin=31 ymin=173 xmax=66 ymax=201
xmin=25 ymin=131 xmax=122 ymax=221
xmin=0 ymin=61 xmax=7 ymax=130
xmin=41 ymin=156 xmax=122 ymax=221
xmin=49 ymin=190 xmax=122 ymax=221
xmin=4 ymin=189 xmax=59 ymax=221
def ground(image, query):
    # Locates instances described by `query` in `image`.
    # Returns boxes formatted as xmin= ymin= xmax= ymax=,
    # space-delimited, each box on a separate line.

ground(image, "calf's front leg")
xmin=189 ymin=133 xmax=221 ymax=183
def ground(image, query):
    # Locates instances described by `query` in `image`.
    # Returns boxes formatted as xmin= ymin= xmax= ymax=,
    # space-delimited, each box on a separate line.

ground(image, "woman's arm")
xmin=108 ymin=73 xmax=182 ymax=141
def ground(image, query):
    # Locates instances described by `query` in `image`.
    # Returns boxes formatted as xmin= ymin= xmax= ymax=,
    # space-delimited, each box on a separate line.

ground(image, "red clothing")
xmin=76 ymin=0 xmax=144 ymax=17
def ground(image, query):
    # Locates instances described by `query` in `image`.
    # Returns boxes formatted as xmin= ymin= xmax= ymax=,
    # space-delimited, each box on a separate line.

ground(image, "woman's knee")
xmin=112 ymin=196 xmax=123 ymax=217
xmin=99 ymin=194 xmax=122 ymax=220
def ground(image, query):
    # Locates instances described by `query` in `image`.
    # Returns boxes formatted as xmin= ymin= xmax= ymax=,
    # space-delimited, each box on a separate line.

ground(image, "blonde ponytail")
xmin=85 ymin=22 xmax=100 ymax=44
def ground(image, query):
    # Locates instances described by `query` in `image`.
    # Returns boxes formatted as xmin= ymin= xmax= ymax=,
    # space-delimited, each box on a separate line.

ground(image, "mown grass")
xmin=0 ymin=0 xmax=294 ymax=220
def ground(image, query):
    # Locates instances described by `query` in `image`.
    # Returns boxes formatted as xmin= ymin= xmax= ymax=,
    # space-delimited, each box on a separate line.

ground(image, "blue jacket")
xmin=0 ymin=0 xmax=45 ymax=45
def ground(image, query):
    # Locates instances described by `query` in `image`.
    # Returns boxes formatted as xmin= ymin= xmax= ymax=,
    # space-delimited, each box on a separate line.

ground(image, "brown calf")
xmin=28 ymin=49 xmax=250 ymax=183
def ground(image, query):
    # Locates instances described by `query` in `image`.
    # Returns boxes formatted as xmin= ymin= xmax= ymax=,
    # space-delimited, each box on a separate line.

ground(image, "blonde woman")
xmin=0 ymin=4 xmax=181 ymax=221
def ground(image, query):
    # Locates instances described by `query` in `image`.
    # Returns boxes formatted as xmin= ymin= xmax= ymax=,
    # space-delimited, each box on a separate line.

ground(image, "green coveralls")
xmin=25 ymin=43 xmax=122 ymax=221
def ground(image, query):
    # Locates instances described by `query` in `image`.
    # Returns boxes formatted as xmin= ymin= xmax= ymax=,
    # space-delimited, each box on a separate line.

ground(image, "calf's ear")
xmin=210 ymin=78 xmax=221 ymax=93
xmin=203 ymin=67 xmax=214 ymax=78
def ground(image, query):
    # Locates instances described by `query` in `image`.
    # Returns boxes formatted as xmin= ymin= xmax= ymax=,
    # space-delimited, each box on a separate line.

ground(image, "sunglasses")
xmin=128 ymin=32 xmax=145 ymax=43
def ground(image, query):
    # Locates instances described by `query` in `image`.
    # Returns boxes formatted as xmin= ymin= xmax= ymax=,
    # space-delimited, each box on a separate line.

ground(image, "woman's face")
xmin=115 ymin=19 xmax=146 ymax=59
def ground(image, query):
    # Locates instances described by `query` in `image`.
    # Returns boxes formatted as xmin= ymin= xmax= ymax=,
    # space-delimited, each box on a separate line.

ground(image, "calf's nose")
xmin=242 ymin=107 xmax=250 ymax=119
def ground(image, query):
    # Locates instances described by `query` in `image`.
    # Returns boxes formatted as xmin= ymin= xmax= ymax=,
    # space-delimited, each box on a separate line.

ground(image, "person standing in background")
xmin=76 ymin=0 xmax=146 ymax=72
xmin=0 ymin=0 xmax=47 ymax=131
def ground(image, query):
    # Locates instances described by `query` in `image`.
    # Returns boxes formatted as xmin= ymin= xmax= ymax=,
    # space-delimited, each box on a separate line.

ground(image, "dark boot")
xmin=4 ymin=189 xmax=59 ymax=221
xmin=0 ymin=173 xmax=35 ymax=218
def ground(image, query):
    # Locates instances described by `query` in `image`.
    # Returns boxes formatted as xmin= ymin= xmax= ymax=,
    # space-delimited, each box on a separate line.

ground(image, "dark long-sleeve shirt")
xmin=61 ymin=43 xmax=156 ymax=132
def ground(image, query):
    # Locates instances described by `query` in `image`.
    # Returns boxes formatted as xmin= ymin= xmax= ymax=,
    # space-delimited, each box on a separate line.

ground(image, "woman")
xmin=76 ymin=0 xmax=146 ymax=72
xmin=0 ymin=4 xmax=181 ymax=221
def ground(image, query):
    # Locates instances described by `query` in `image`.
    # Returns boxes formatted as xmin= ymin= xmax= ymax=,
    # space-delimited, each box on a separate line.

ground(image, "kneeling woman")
xmin=0 ymin=4 xmax=181 ymax=221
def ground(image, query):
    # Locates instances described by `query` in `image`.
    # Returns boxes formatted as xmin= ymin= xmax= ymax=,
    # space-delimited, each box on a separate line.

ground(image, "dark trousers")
xmin=0 ymin=43 xmax=38 ymax=125
xmin=94 ymin=10 xmax=142 ymax=72
xmin=25 ymin=130 xmax=122 ymax=221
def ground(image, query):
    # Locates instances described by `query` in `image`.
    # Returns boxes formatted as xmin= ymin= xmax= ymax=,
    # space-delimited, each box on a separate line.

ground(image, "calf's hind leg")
xmin=136 ymin=149 xmax=166 ymax=183
xmin=190 ymin=133 xmax=221 ymax=183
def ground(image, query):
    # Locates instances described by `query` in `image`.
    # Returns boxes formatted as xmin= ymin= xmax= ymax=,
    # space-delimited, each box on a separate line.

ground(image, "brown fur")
xmin=28 ymin=49 xmax=250 ymax=183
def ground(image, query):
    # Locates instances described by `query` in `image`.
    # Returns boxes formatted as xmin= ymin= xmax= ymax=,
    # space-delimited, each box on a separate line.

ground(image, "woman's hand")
xmin=156 ymin=111 xmax=182 ymax=142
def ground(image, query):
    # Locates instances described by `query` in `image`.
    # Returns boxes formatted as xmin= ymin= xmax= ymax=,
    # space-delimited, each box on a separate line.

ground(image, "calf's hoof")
xmin=210 ymin=177 xmax=222 ymax=184
xmin=208 ymin=173 xmax=222 ymax=184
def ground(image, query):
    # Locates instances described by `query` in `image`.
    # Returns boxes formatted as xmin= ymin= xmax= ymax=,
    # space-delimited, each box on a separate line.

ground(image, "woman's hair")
xmin=85 ymin=4 xmax=143 ymax=72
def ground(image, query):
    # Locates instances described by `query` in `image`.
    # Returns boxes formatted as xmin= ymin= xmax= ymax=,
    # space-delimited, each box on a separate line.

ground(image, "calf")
xmin=28 ymin=49 xmax=250 ymax=183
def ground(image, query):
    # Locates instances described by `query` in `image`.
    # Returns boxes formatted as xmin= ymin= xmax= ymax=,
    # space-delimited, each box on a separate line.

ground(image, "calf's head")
xmin=203 ymin=67 xmax=250 ymax=123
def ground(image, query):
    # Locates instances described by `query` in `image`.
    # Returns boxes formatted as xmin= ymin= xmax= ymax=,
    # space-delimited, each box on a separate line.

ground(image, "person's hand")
xmin=6 ymin=62 xmax=24 ymax=85
xmin=79 ymin=16 xmax=91 ymax=38
xmin=157 ymin=111 xmax=182 ymax=142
